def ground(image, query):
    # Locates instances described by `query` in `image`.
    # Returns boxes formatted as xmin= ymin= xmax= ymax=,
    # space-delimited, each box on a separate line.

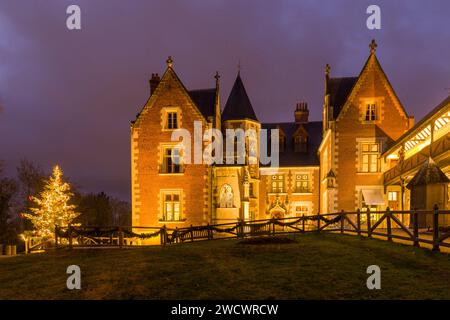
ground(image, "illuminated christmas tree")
xmin=23 ymin=165 xmax=79 ymax=239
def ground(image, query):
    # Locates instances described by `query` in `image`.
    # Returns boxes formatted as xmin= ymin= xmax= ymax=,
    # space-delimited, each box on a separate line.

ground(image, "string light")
xmin=22 ymin=165 xmax=79 ymax=240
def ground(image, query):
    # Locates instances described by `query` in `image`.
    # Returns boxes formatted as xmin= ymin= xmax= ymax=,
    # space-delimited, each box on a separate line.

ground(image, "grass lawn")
xmin=0 ymin=233 xmax=449 ymax=300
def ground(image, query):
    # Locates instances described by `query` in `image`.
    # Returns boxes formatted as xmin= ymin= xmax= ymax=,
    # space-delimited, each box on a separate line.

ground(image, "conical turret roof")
xmin=222 ymin=73 xmax=258 ymax=121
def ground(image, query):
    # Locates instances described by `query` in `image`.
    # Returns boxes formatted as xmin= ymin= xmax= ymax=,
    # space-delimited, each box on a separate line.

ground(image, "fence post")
xmin=207 ymin=223 xmax=212 ymax=240
xmin=302 ymin=214 xmax=305 ymax=233
xmin=175 ymin=227 xmax=179 ymax=244
xmin=366 ymin=208 xmax=372 ymax=238
xmin=160 ymin=225 xmax=167 ymax=246
xmin=190 ymin=225 xmax=194 ymax=242
xmin=317 ymin=213 xmax=321 ymax=232
xmin=55 ymin=225 xmax=59 ymax=248
xmin=118 ymin=227 xmax=124 ymax=248
xmin=239 ymin=220 xmax=244 ymax=239
xmin=412 ymin=209 xmax=419 ymax=247
xmin=68 ymin=223 xmax=73 ymax=249
xmin=356 ymin=209 xmax=361 ymax=236
xmin=432 ymin=204 xmax=440 ymax=252
xmin=24 ymin=238 xmax=29 ymax=254
xmin=340 ymin=210 xmax=345 ymax=234
xmin=272 ymin=219 xmax=276 ymax=235
xmin=386 ymin=207 xmax=392 ymax=242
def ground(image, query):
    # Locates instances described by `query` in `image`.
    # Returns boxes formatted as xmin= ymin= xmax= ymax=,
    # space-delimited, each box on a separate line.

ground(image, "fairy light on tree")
xmin=22 ymin=165 xmax=79 ymax=240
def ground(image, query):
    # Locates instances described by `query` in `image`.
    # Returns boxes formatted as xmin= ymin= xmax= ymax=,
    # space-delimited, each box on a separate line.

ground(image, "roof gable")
xmin=406 ymin=157 xmax=450 ymax=188
xmin=330 ymin=41 xmax=408 ymax=120
xmin=222 ymin=73 xmax=258 ymax=122
xmin=132 ymin=63 xmax=209 ymax=127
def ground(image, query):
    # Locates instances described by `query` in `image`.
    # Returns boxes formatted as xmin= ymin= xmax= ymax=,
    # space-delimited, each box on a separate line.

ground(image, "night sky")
xmin=1 ymin=0 xmax=449 ymax=201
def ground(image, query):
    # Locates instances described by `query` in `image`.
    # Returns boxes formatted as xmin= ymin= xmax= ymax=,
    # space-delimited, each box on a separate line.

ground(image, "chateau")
xmin=130 ymin=40 xmax=450 ymax=230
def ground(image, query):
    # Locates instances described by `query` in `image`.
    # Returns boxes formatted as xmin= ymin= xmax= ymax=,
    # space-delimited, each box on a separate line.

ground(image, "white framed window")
xmin=360 ymin=143 xmax=379 ymax=173
xmin=388 ymin=191 xmax=398 ymax=201
xmin=161 ymin=190 xmax=182 ymax=221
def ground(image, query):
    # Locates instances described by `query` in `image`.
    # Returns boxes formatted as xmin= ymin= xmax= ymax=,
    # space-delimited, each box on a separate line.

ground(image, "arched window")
xmin=219 ymin=184 xmax=234 ymax=208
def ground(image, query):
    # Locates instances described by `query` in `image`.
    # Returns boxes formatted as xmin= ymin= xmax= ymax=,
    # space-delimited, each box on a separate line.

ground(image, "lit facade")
xmin=131 ymin=41 xmax=450 ymax=230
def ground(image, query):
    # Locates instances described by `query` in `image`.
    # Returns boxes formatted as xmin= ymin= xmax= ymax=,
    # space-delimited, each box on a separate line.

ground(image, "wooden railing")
xmin=384 ymin=133 xmax=450 ymax=184
xmin=53 ymin=207 xmax=450 ymax=252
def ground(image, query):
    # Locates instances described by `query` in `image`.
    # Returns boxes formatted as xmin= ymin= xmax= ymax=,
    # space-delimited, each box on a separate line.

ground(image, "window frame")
xmin=160 ymin=190 xmax=183 ymax=222
xmin=359 ymin=142 xmax=380 ymax=173
xmin=161 ymin=107 xmax=181 ymax=131
xmin=271 ymin=175 xmax=285 ymax=193
xmin=365 ymin=103 xmax=378 ymax=122
xmin=294 ymin=174 xmax=310 ymax=193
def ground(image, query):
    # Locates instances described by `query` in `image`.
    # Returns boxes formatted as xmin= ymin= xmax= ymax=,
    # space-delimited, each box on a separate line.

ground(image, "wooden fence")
xmin=52 ymin=207 xmax=450 ymax=253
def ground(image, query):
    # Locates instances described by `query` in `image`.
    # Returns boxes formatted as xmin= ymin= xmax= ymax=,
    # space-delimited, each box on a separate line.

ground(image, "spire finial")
xmin=214 ymin=71 xmax=220 ymax=82
xmin=325 ymin=64 xmax=330 ymax=76
xmin=369 ymin=39 xmax=377 ymax=54
xmin=166 ymin=56 xmax=173 ymax=68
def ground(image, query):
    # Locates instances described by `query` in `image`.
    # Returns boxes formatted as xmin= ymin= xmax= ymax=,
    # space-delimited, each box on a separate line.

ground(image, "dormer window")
xmin=294 ymin=136 xmax=307 ymax=153
xmin=279 ymin=136 xmax=286 ymax=152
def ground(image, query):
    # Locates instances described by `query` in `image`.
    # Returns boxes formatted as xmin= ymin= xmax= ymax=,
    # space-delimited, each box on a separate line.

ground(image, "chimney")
xmin=149 ymin=73 xmax=161 ymax=95
xmin=294 ymin=102 xmax=309 ymax=123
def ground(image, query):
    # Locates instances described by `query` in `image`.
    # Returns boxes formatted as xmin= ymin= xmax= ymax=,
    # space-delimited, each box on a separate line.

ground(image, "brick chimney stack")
xmin=294 ymin=102 xmax=309 ymax=123
xmin=149 ymin=73 xmax=161 ymax=95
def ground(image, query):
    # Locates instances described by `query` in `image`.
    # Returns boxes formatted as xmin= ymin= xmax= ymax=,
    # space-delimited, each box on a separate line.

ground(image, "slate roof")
xmin=189 ymin=88 xmax=217 ymax=119
xmin=406 ymin=158 xmax=450 ymax=189
xmin=328 ymin=77 xmax=358 ymax=119
xmin=261 ymin=121 xmax=322 ymax=167
xmin=222 ymin=73 xmax=258 ymax=121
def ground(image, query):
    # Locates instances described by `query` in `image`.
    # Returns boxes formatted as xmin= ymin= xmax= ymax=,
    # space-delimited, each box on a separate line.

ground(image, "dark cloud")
xmin=0 ymin=0 xmax=449 ymax=200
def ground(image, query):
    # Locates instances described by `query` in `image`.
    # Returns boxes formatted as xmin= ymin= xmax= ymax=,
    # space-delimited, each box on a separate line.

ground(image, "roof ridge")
xmin=189 ymin=87 xmax=216 ymax=92
xmin=262 ymin=120 xmax=322 ymax=125
xmin=330 ymin=76 xmax=358 ymax=80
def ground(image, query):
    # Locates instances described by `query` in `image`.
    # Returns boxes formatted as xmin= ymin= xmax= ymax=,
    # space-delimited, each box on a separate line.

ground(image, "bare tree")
xmin=0 ymin=161 xmax=18 ymax=243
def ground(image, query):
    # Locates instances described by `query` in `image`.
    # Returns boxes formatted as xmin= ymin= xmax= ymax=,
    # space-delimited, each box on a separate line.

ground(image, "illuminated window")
xmin=365 ymin=103 xmax=378 ymax=121
xmin=388 ymin=191 xmax=398 ymax=201
xmin=220 ymin=184 xmax=234 ymax=208
xmin=162 ymin=192 xmax=181 ymax=221
xmin=271 ymin=175 xmax=285 ymax=193
xmin=161 ymin=147 xmax=181 ymax=173
xmin=295 ymin=205 xmax=310 ymax=216
xmin=295 ymin=174 xmax=310 ymax=193
xmin=360 ymin=143 xmax=379 ymax=173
